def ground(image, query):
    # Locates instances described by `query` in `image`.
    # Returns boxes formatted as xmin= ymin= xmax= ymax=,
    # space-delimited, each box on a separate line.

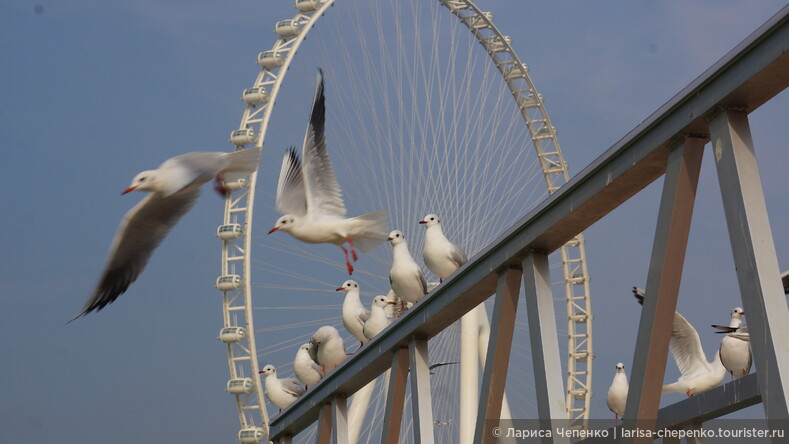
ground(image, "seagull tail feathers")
xmin=350 ymin=209 xmax=389 ymax=253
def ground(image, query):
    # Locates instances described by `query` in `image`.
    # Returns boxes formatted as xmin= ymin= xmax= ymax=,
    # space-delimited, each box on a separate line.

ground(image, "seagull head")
xmin=300 ymin=343 xmax=312 ymax=352
xmin=312 ymin=326 xmax=338 ymax=345
xmin=123 ymin=170 xmax=159 ymax=194
xmin=259 ymin=364 xmax=276 ymax=376
xmin=731 ymin=307 xmax=745 ymax=319
xmin=336 ymin=280 xmax=359 ymax=292
xmin=387 ymin=230 xmax=406 ymax=245
xmin=419 ymin=213 xmax=440 ymax=228
xmin=615 ymin=362 xmax=625 ymax=373
xmin=373 ymin=295 xmax=396 ymax=307
xmin=269 ymin=214 xmax=297 ymax=234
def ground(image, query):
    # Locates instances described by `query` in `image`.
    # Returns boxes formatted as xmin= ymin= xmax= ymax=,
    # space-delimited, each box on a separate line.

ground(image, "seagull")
xmin=363 ymin=295 xmax=396 ymax=340
xmin=259 ymin=364 xmax=306 ymax=411
xmin=293 ymin=343 xmax=323 ymax=389
xmin=606 ymin=362 xmax=628 ymax=423
xmin=388 ymin=230 xmax=427 ymax=304
xmin=74 ymin=147 xmax=262 ymax=319
xmin=420 ymin=213 xmax=467 ymax=281
xmin=337 ymin=280 xmax=370 ymax=349
xmin=384 ymin=289 xmax=408 ymax=319
xmin=267 ymin=69 xmax=388 ymax=275
xmin=631 ymin=287 xmax=727 ymax=397
xmin=311 ymin=325 xmax=346 ymax=372
xmin=713 ymin=307 xmax=751 ymax=380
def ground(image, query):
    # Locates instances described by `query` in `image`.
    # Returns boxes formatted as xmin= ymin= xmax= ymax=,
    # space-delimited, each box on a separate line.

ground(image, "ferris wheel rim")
xmin=219 ymin=0 xmax=593 ymax=440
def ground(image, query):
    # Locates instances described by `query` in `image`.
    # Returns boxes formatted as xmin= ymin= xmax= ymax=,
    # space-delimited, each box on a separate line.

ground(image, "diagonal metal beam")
xmin=381 ymin=349 xmax=408 ymax=444
xmin=409 ymin=338 xmax=435 ymax=444
xmin=315 ymin=403 xmax=331 ymax=444
xmin=332 ymin=397 xmax=349 ymax=444
xmin=523 ymin=252 xmax=569 ymax=443
xmin=708 ymin=107 xmax=789 ymax=422
xmin=624 ymin=137 xmax=704 ymax=435
xmin=474 ymin=267 xmax=522 ymax=444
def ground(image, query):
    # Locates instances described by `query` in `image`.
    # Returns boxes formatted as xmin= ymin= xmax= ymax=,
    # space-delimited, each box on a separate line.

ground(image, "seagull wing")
xmin=159 ymin=152 xmax=227 ymax=196
xmin=275 ymin=147 xmax=308 ymax=216
xmin=281 ymin=378 xmax=307 ymax=397
xmin=301 ymin=69 xmax=346 ymax=218
xmin=358 ymin=306 xmax=371 ymax=324
xmin=75 ymin=189 xmax=201 ymax=319
xmin=670 ymin=311 xmax=712 ymax=380
xmin=449 ymin=244 xmax=468 ymax=268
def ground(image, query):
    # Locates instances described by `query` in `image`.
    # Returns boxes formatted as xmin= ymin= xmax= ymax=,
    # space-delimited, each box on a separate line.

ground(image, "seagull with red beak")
xmin=268 ymin=69 xmax=388 ymax=275
xmin=420 ymin=213 xmax=467 ymax=282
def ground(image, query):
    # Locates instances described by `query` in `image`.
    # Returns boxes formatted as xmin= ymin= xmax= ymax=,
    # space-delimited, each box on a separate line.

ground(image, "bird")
xmin=387 ymin=230 xmax=428 ymax=304
xmin=713 ymin=307 xmax=751 ymax=380
xmin=337 ymin=280 xmax=370 ymax=349
xmin=384 ymin=289 xmax=408 ymax=319
xmin=74 ymin=147 xmax=262 ymax=319
xmin=631 ymin=287 xmax=727 ymax=397
xmin=363 ymin=295 xmax=396 ymax=340
xmin=606 ymin=362 xmax=628 ymax=423
xmin=713 ymin=324 xmax=750 ymax=342
xmin=311 ymin=325 xmax=346 ymax=372
xmin=267 ymin=69 xmax=388 ymax=275
xmin=293 ymin=343 xmax=323 ymax=389
xmin=259 ymin=364 xmax=306 ymax=411
xmin=420 ymin=213 xmax=468 ymax=281
xmin=428 ymin=361 xmax=459 ymax=375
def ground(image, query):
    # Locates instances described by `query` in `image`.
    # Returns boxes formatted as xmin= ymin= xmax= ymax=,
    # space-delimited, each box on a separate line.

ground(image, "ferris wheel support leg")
xmin=459 ymin=305 xmax=480 ymax=444
xmin=709 ymin=108 xmax=789 ymax=422
xmin=522 ymin=252 xmax=569 ymax=442
xmin=623 ymin=137 xmax=704 ymax=435
xmin=473 ymin=267 xmax=521 ymax=444
xmin=347 ymin=378 xmax=375 ymax=443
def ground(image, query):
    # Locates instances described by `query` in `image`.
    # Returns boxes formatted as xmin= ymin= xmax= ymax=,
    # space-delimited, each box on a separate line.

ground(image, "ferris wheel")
xmin=215 ymin=0 xmax=593 ymax=442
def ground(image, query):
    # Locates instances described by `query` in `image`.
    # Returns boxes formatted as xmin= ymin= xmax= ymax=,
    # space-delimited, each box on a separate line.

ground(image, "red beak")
xmin=418 ymin=220 xmax=427 ymax=224
xmin=741 ymin=312 xmax=746 ymax=315
xmin=336 ymin=287 xmax=344 ymax=291
xmin=258 ymin=370 xmax=265 ymax=374
xmin=386 ymin=301 xmax=396 ymax=305
xmin=122 ymin=186 xmax=137 ymax=195
xmin=387 ymin=237 xmax=393 ymax=241
xmin=267 ymin=227 xmax=279 ymax=234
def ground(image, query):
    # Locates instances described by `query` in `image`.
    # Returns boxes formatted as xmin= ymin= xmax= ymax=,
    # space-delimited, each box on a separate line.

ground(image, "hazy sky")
xmin=1 ymin=1 xmax=787 ymax=443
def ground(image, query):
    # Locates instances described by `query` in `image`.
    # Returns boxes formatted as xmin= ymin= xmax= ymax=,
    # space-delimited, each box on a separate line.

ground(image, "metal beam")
xmin=381 ymin=349 xmax=408 ymax=444
xmin=474 ymin=268 xmax=522 ymax=444
xmin=624 ymin=137 xmax=705 ymax=433
xmin=332 ymin=397 xmax=349 ymax=444
xmin=522 ymin=253 xmax=569 ymax=444
xmin=709 ymin=107 xmax=789 ymax=421
xmin=267 ymin=9 xmax=789 ymax=440
xmin=315 ymin=403 xmax=331 ymax=444
xmin=409 ymin=338 xmax=435 ymax=444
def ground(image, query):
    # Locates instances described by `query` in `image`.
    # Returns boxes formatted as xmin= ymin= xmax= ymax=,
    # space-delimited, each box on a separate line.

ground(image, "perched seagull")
xmin=384 ymin=289 xmax=408 ymax=319
xmin=713 ymin=307 xmax=751 ymax=380
xmin=293 ymin=343 xmax=323 ymax=389
xmin=267 ymin=70 xmax=388 ymax=275
xmin=259 ymin=364 xmax=306 ymax=411
xmin=420 ymin=213 xmax=468 ymax=281
xmin=388 ymin=230 xmax=427 ymax=304
xmin=363 ymin=295 xmax=396 ymax=340
xmin=632 ymin=287 xmax=727 ymax=397
xmin=311 ymin=326 xmax=346 ymax=372
xmin=337 ymin=280 xmax=370 ymax=349
xmin=606 ymin=363 xmax=628 ymax=423
xmin=74 ymin=147 xmax=262 ymax=319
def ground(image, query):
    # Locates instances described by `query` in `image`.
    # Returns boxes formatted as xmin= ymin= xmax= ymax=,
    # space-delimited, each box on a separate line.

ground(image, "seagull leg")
xmin=340 ymin=246 xmax=354 ymax=275
xmin=686 ymin=389 xmax=693 ymax=398
xmin=346 ymin=238 xmax=358 ymax=262
xmin=213 ymin=174 xmax=228 ymax=197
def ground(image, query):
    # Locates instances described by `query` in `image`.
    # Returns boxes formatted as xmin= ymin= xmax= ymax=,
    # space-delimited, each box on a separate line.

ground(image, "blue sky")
xmin=1 ymin=1 xmax=787 ymax=443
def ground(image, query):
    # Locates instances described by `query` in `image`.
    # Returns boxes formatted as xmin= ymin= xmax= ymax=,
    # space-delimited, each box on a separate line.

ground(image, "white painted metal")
xmin=218 ymin=0 xmax=336 ymax=440
xmin=347 ymin=380 xmax=375 ymax=443
xmin=459 ymin=307 xmax=479 ymax=444
xmin=441 ymin=0 xmax=593 ymax=427
xmin=332 ymin=397 xmax=349 ymax=444
xmin=381 ymin=349 xmax=408 ymax=444
xmin=709 ymin=107 xmax=789 ymax=421
xmin=409 ymin=338 xmax=435 ymax=444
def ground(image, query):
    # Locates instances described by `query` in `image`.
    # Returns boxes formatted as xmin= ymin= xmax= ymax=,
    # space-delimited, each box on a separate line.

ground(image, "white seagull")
xmin=259 ymin=364 xmax=306 ymax=411
xmin=267 ymin=70 xmax=388 ymax=275
xmin=606 ymin=362 xmax=628 ymax=423
xmin=388 ymin=230 xmax=428 ymax=304
xmin=714 ymin=307 xmax=751 ymax=380
xmin=293 ymin=343 xmax=323 ymax=388
xmin=336 ymin=280 xmax=370 ymax=349
xmin=632 ymin=287 xmax=727 ymax=397
xmin=75 ymin=146 xmax=261 ymax=318
xmin=714 ymin=324 xmax=750 ymax=342
xmin=384 ymin=289 xmax=408 ymax=319
xmin=364 ymin=295 xmax=396 ymax=340
xmin=420 ymin=213 xmax=468 ymax=281
xmin=311 ymin=325 xmax=347 ymax=372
